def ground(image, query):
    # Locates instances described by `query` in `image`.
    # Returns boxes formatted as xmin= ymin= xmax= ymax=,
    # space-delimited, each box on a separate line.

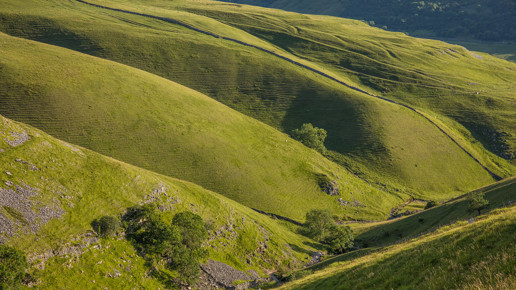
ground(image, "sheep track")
xmin=75 ymin=0 xmax=502 ymax=180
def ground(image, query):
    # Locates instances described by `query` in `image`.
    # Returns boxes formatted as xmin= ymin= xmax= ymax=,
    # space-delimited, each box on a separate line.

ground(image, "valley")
xmin=0 ymin=0 xmax=514 ymax=288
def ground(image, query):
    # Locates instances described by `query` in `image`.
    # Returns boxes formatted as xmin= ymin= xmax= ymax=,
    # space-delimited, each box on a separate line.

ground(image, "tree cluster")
xmin=300 ymin=209 xmax=354 ymax=254
xmin=122 ymin=205 xmax=208 ymax=286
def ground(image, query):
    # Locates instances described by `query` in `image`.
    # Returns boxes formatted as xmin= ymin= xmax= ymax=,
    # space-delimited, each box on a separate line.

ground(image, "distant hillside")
xmin=221 ymin=0 xmax=516 ymax=41
xmin=0 ymin=0 xmax=513 ymax=202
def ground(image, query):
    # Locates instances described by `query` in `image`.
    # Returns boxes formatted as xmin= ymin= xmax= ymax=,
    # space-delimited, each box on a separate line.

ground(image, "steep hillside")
xmin=221 ymin=0 xmax=516 ymax=42
xmin=0 ymin=113 xmax=315 ymax=288
xmin=178 ymin=0 xmax=516 ymax=165
xmin=0 ymin=32 xmax=406 ymax=221
xmin=0 ymin=0 xmax=509 ymax=199
xmin=280 ymin=205 xmax=516 ymax=289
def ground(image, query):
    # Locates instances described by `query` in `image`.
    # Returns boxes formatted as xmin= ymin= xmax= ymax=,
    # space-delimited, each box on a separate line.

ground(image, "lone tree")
xmin=291 ymin=123 xmax=327 ymax=153
xmin=92 ymin=215 xmax=121 ymax=238
xmin=467 ymin=192 xmax=489 ymax=215
xmin=0 ymin=245 xmax=27 ymax=289
xmin=301 ymin=209 xmax=354 ymax=254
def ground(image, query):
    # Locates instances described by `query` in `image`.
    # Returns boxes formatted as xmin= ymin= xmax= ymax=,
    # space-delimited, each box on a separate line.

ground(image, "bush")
xmin=0 ymin=245 xmax=27 ymax=289
xmin=291 ymin=123 xmax=327 ymax=153
xmin=92 ymin=216 xmax=121 ymax=238
xmin=424 ymin=200 xmax=438 ymax=209
xmin=467 ymin=192 xmax=490 ymax=215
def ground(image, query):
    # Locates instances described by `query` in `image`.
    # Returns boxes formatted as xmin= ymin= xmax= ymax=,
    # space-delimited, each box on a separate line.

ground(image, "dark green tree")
xmin=467 ymin=192 xmax=489 ymax=215
xmin=291 ymin=123 xmax=327 ymax=153
xmin=172 ymin=211 xmax=209 ymax=249
xmin=123 ymin=205 xmax=208 ymax=285
xmin=0 ymin=245 xmax=27 ymax=289
xmin=301 ymin=209 xmax=354 ymax=254
xmin=323 ymin=225 xmax=354 ymax=254
xmin=92 ymin=216 xmax=121 ymax=238
xmin=301 ymin=209 xmax=335 ymax=240
xmin=424 ymin=200 xmax=438 ymax=209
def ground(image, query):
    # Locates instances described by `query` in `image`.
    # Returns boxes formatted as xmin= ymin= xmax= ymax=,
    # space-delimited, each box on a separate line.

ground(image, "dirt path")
xmin=75 ymin=0 xmax=501 ymax=180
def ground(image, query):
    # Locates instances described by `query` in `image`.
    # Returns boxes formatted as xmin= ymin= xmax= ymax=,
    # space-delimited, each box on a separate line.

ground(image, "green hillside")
xmin=0 ymin=113 xmax=316 ymax=288
xmin=179 ymin=0 xmax=516 ymax=165
xmin=0 ymin=0 xmax=511 ymax=200
xmin=352 ymin=176 xmax=516 ymax=247
xmin=280 ymin=205 xmax=516 ymax=289
xmin=0 ymin=32 xmax=405 ymax=222
xmin=221 ymin=0 xmax=516 ymax=42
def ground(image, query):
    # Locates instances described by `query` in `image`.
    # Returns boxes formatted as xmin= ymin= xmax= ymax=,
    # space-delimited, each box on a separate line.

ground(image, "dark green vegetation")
xmin=123 ymin=205 xmax=208 ymax=285
xmin=467 ymin=192 xmax=490 ymax=215
xmin=92 ymin=216 xmax=121 ymax=238
xmin=0 ymin=245 xmax=27 ymax=289
xmin=222 ymin=0 xmax=516 ymax=42
xmin=291 ymin=124 xmax=327 ymax=154
xmin=300 ymin=209 xmax=354 ymax=254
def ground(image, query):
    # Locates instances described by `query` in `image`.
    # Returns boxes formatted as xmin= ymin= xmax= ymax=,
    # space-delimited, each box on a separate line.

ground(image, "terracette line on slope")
xmin=75 ymin=0 xmax=502 ymax=180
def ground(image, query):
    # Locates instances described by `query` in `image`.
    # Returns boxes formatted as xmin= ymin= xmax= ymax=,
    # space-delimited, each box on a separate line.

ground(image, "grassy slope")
xmin=0 ymin=0 xmax=503 ymax=199
xmin=0 ymin=32 xmax=406 ymax=222
xmin=351 ymin=176 xmax=516 ymax=247
xmin=179 ymin=0 xmax=516 ymax=166
xmin=0 ymin=113 xmax=315 ymax=287
xmin=280 ymin=205 xmax=516 ymax=289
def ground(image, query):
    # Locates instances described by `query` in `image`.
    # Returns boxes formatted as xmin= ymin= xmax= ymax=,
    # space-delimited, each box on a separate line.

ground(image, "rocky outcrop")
xmin=199 ymin=260 xmax=268 ymax=289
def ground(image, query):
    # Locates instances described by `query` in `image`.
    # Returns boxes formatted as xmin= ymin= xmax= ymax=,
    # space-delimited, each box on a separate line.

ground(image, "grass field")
xmin=0 ymin=0 xmax=511 ymax=202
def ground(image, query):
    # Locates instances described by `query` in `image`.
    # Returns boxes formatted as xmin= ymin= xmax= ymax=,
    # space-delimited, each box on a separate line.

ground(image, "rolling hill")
xmin=0 ymin=31 xmax=401 ymax=222
xmin=0 ymin=0 xmax=515 ymax=288
xmin=0 ymin=113 xmax=315 ymax=288
xmin=0 ymin=0 xmax=513 ymax=202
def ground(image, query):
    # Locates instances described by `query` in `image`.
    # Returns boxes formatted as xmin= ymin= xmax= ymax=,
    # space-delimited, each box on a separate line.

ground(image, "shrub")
xmin=0 ymin=245 xmax=27 ymax=289
xmin=467 ymin=192 xmax=490 ymax=215
xmin=291 ymin=123 xmax=327 ymax=153
xmin=92 ymin=216 xmax=121 ymax=238
xmin=424 ymin=200 xmax=438 ymax=209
